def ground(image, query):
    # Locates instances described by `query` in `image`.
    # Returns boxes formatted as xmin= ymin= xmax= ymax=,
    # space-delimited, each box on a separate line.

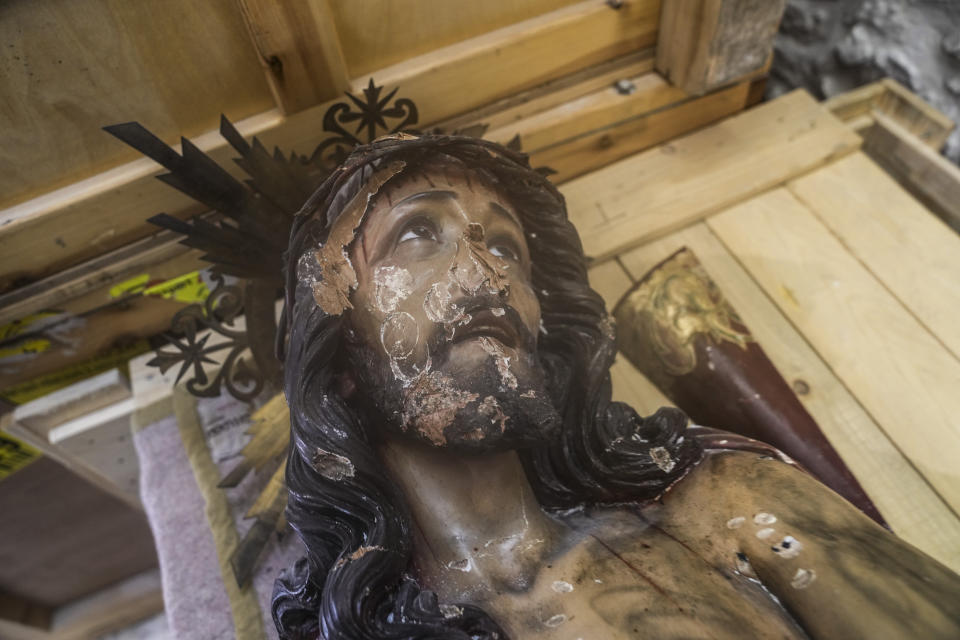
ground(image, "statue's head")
xmin=274 ymin=135 xmax=700 ymax=639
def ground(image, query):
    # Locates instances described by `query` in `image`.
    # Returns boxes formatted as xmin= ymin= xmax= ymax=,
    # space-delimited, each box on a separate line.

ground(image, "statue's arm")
xmin=704 ymin=451 xmax=960 ymax=638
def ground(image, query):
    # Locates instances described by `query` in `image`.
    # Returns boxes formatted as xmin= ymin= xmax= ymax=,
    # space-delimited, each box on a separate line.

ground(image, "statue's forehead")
xmin=360 ymin=171 xmax=521 ymax=233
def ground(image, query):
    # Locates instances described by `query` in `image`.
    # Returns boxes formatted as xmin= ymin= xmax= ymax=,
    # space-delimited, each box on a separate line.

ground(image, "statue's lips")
xmin=451 ymin=309 xmax=519 ymax=349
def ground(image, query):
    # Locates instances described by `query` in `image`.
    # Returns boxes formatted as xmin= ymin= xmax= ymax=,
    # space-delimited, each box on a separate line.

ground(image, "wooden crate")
xmin=581 ymin=87 xmax=960 ymax=576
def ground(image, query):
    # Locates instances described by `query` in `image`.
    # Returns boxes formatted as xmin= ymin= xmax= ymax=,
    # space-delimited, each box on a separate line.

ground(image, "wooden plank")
xmin=0 ymin=570 xmax=163 ymax=640
xmin=331 ymin=0 xmax=583 ymax=77
xmin=484 ymin=71 xmax=685 ymax=150
xmin=48 ymin=570 xmax=162 ymax=640
xmin=708 ymin=188 xmax=960 ymax=519
xmin=0 ymin=0 xmax=274 ymax=211
xmin=236 ymin=0 xmax=350 ymax=114
xmin=13 ymin=369 xmax=129 ymax=437
xmin=788 ymin=152 xmax=960 ymax=360
xmin=860 ymin=112 xmax=960 ymax=233
xmin=560 ymin=89 xmax=860 ymax=262
xmin=823 ymin=82 xmax=886 ymax=123
xmin=49 ymin=399 xmax=141 ymax=503
xmin=435 ymin=49 xmax=656 ymax=136
xmin=655 ymin=0 xmax=784 ymax=95
xmin=875 ymin=78 xmax=956 ymax=151
xmin=10 ymin=369 xmax=140 ymax=502
xmin=368 ymin=0 xmax=661 ymax=127
xmin=619 ymin=221 xmax=960 ymax=572
xmin=588 ymin=259 xmax=635 ymax=311
xmin=587 ymin=259 xmax=673 ymax=415
xmin=537 ymin=79 xmax=750 ymax=182
xmin=0 ymin=296 xmax=186 ymax=392
xmin=824 ymin=78 xmax=956 ymax=151
xmin=0 ymin=0 xmax=660 ymax=290
xmin=0 ymin=230 xmax=197 ymax=326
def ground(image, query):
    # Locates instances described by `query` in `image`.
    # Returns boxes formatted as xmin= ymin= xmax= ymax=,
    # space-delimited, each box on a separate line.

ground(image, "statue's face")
xmin=344 ymin=170 xmax=560 ymax=451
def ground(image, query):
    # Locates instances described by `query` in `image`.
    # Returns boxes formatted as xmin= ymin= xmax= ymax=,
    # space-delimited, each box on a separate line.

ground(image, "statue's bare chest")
xmin=481 ymin=509 xmax=808 ymax=639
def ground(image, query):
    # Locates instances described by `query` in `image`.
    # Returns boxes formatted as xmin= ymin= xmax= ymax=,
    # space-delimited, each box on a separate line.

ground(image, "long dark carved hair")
xmin=273 ymin=135 xmax=701 ymax=639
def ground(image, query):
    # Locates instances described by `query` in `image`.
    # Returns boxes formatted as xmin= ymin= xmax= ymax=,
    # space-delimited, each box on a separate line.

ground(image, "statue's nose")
xmin=452 ymin=223 xmax=510 ymax=297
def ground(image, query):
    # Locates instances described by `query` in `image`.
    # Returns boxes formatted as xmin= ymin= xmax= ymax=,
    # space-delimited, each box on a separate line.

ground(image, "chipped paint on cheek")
xmin=424 ymin=280 xmax=461 ymax=324
xmin=790 ymin=567 xmax=816 ymax=589
xmin=551 ymin=580 xmax=574 ymax=593
xmin=302 ymin=160 xmax=406 ymax=316
xmin=756 ymin=527 xmax=776 ymax=540
xmin=373 ymin=265 xmax=413 ymax=313
xmin=478 ymin=336 xmax=518 ymax=391
xmin=649 ymin=446 xmax=676 ymax=473
xmin=380 ymin=312 xmax=419 ymax=359
xmin=726 ymin=516 xmax=746 ymax=529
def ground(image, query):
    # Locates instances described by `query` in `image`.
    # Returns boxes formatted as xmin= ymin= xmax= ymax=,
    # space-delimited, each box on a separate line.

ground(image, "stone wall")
xmin=770 ymin=0 xmax=960 ymax=163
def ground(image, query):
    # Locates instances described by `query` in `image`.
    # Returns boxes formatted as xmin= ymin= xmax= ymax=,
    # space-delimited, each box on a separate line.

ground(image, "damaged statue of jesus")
xmin=272 ymin=134 xmax=960 ymax=639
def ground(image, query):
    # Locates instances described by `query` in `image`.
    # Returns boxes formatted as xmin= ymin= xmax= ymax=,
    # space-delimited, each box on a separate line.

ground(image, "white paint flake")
xmin=754 ymin=512 xmax=777 ymax=525
xmin=791 ymin=568 xmax=816 ymax=589
xmin=551 ymin=580 xmax=574 ymax=593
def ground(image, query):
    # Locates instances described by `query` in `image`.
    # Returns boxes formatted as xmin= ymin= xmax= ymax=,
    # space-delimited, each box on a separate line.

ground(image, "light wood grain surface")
xmin=0 ymin=0 xmax=273 ymax=211
xmin=788 ymin=152 xmax=960 ymax=361
xmin=561 ymin=89 xmax=860 ymax=262
xmin=708 ymin=188 xmax=960 ymax=520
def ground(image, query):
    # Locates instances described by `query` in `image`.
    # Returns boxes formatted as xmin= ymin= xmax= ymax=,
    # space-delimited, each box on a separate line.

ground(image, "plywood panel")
xmin=0 ymin=458 xmax=156 ymax=608
xmin=332 ymin=0 xmax=585 ymax=77
xmin=560 ymin=89 xmax=860 ymax=262
xmin=788 ymin=152 xmax=960 ymax=361
xmin=708 ymin=188 xmax=960 ymax=519
xmin=619 ymin=222 xmax=960 ymax=572
xmin=0 ymin=0 xmax=274 ymax=210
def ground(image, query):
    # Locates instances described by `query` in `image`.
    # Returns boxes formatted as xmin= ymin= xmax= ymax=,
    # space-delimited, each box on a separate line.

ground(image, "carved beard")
xmin=344 ymin=323 xmax=562 ymax=453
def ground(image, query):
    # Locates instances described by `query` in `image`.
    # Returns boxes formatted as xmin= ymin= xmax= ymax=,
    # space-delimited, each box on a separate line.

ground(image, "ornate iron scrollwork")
xmin=147 ymin=274 xmax=265 ymax=402
xmin=309 ymin=78 xmax=419 ymax=170
xmin=113 ymin=78 xmax=422 ymax=403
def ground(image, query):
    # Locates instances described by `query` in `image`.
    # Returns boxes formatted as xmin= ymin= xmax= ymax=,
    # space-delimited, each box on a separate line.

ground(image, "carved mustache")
xmin=426 ymin=295 xmax=536 ymax=363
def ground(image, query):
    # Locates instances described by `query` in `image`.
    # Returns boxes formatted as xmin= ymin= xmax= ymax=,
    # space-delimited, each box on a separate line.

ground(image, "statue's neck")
xmin=378 ymin=434 xmax=567 ymax=599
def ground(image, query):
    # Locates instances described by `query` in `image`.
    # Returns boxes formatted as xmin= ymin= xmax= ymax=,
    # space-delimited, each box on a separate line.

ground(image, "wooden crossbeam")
xmin=0 ymin=0 xmax=659 ymax=291
xmin=236 ymin=0 xmax=350 ymax=114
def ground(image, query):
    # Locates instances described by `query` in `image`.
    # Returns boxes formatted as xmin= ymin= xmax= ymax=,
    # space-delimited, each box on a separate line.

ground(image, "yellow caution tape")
xmin=109 ymin=273 xmax=151 ymax=299
xmin=143 ymin=271 xmax=210 ymax=304
xmin=0 ymin=337 xmax=51 ymax=360
xmin=0 ymin=311 xmax=60 ymax=342
xmin=110 ymin=271 xmax=210 ymax=305
xmin=0 ymin=432 xmax=40 ymax=481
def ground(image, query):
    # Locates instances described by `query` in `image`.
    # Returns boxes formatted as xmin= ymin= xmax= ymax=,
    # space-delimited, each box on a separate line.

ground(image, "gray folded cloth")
xmin=133 ymin=388 xmax=303 ymax=640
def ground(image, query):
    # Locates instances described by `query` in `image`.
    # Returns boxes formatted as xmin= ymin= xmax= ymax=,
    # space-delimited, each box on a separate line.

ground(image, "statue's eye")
xmin=489 ymin=242 xmax=520 ymax=262
xmin=398 ymin=220 xmax=438 ymax=244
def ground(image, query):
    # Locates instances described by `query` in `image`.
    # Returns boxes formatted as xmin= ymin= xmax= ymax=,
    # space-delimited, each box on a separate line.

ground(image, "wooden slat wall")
xmin=331 ymin=0 xmax=583 ymax=77
xmin=0 ymin=0 xmax=274 ymax=211
xmin=0 ymin=0 xmax=662 ymax=291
